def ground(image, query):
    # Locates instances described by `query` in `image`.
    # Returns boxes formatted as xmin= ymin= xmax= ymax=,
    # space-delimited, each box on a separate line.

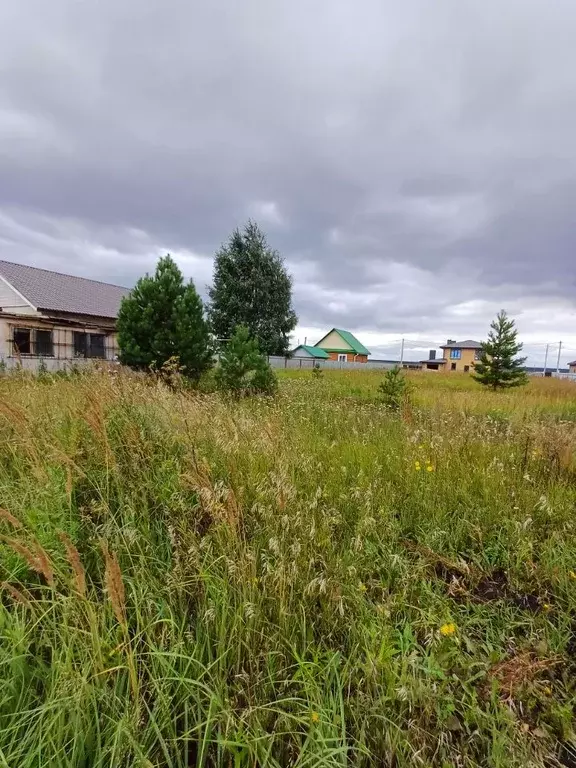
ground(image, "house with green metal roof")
xmin=313 ymin=328 xmax=371 ymax=362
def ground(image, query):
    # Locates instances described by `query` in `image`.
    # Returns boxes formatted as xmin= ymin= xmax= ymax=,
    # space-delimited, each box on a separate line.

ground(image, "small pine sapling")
xmin=473 ymin=310 xmax=528 ymax=390
xmin=215 ymin=325 xmax=277 ymax=397
xmin=379 ymin=366 xmax=411 ymax=410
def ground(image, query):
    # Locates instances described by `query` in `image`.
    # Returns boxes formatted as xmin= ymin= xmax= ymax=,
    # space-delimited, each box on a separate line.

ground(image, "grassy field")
xmin=1 ymin=368 xmax=576 ymax=767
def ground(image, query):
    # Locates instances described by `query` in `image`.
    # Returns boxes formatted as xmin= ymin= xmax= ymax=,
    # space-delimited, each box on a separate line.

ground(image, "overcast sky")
xmin=1 ymin=0 xmax=576 ymax=364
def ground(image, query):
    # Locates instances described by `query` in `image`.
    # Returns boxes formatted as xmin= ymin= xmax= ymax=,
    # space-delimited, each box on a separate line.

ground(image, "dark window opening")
xmin=464 ymin=365 xmax=470 ymax=373
xmin=74 ymin=332 xmax=106 ymax=359
xmin=89 ymin=334 xmax=105 ymax=359
xmin=74 ymin=332 xmax=87 ymax=357
xmin=13 ymin=328 xmax=31 ymax=355
xmin=451 ymin=362 xmax=457 ymax=370
xmin=35 ymin=330 xmax=54 ymax=357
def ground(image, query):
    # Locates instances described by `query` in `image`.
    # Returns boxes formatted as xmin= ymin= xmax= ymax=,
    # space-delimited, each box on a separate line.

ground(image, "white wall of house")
xmin=0 ymin=277 xmax=38 ymax=316
xmin=315 ymin=330 xmax=349 ymax=351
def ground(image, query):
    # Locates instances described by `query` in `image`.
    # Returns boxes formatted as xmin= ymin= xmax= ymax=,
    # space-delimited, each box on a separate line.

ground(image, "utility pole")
xmin=400 ymin=338 xmax=405 ymax=367
xmin=543 ymin=344 xmax=549 ymax=376
xmin=556 ymin=341 xmax=562 ymax=374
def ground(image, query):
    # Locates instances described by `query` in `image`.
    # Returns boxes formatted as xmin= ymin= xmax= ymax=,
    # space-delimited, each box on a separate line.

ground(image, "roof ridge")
xmin=0 ymin=259 xmax=129 ymax=291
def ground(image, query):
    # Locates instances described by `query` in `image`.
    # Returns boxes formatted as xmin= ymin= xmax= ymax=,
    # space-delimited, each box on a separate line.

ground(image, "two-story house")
xmin=0 ymin=260 xmax=129 ymax=369
xmin=421 ymin=339 xmax=482 ymax=372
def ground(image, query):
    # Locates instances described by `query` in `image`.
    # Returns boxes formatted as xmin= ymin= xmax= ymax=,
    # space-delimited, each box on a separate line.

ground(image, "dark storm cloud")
xmin=1 ymin=0 xmax=576 ymax=348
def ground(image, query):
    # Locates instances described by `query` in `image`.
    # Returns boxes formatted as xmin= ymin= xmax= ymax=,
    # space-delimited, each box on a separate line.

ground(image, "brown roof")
xmin=0 ymin=260 xmax=129 ymax=319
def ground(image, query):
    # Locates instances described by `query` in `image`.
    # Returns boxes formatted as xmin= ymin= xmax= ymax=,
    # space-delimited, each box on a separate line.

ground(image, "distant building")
xmin=421 ymin=339 xmax=482 ymax=372
xmin=313 ymin=328 xmax=370 ymax=362
xmin=0 ymin=260 xmax=128 ymax=365
xmin=370 ymin=358 xmax=422 ymax=370
xmin=568 ymin=361 xmax=576 ymax=374
xmin=293 ymin=328 xmax=370 ymax=363
xmin=291 ymin=345 xmax=330 ymax=360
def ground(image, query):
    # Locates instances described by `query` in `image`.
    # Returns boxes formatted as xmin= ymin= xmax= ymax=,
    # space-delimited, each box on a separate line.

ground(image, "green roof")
xmin=293 ymin=345 xmax=330 ymax=359
xmin=316 ymin=328 xmax=370 ymax=356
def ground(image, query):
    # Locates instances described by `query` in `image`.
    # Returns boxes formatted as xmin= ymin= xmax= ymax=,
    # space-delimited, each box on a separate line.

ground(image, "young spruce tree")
xmin=208 ymin=221 xmax=297 ymax=356
xmin=117 ymin=255 xmax=212 ymax=381
xmin=473 ymin=310 xmax=528 ymax=390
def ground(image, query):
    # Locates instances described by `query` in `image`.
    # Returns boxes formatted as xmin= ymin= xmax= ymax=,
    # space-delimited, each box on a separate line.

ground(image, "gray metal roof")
xmin=421 ymin=358 xmax=447 ymax=363
xmin=0 ymin=260 xmax=129 ymax=319
xmin=441 ymin=339 xmax=482 ymax=349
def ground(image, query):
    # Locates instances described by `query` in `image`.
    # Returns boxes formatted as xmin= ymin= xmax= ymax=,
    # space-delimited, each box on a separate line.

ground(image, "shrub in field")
xmin=117 ymin=254 xmax=212 ymax=382
xmin=474 ymin=310 xmax=528 ymax=390
xmin=215 ymin=325 xmax=277 ymax=397
xmin=379 ymin=365 xmax=411 ymax=410
xmin=312 ymin=362 xmax=323 ymax=378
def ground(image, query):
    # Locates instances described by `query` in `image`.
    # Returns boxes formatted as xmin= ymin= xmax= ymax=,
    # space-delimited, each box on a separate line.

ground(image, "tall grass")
xmin=0 ymin=369 xmax=575 ymax=766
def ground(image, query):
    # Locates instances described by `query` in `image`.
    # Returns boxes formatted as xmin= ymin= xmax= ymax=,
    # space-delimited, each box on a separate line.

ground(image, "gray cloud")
xmin=2 ymin=0 xmax=576 ymax=363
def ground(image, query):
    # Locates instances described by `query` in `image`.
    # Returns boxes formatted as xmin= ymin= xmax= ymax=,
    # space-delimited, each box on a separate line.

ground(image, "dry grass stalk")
xmin=487 ymin=651 xmax=561 ymax=699
xmin=0 ymin=508 xmax=22 ymax=529
xmin=1 ymin=535 xmax=55 ymax=587
xmin=1 ymin=536 xmax=40 ymax=572
xmin=1 ymin=581 xmax=32 ymax=608
xmin=83 ymin=393 xmax=116 ymax=471
xmin=101 ymin=541 xmax=126 ymax=628
xmin=0 ymin=400 xmax=28 ymax=430
xmin=33 ymin=542 xmax=55 ymax=588
xmin=58 ymin=531 xmax=86 ymax=597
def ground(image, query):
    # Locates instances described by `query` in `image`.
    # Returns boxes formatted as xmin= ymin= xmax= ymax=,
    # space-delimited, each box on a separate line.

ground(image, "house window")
xmin=337 ymin=354 xmax=347 ymax=362
xmin=12 ymin=328 xmax=55 ymax=356
xmin=13 ymin=328 xmax=31 ymax=355
xmin=74 ymin=332 xmax=106 ymax=359
xmin=464 ymin=365 xmax=470 ymax=373
xmin=89 ymin=334 xmax=106 ymax=358
xmin=451 ymin=363 xmax=457 ymax=371
xmin=474 ymin=350 xmax=481 ymax=361
xmin=450 ymin=348 xmax=461 ymax=359
xmin=35 ymin=330 xmax=54 ymax=357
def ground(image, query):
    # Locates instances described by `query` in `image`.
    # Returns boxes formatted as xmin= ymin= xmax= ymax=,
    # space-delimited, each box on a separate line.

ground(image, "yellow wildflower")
xmin=415 ymin=461 xmax=421 ymax=471
xmin=544 ymin=686 xmax=552 ymax=696
xmin=569 ymin=570 xmax=576 ymax=581
xmin=358 ymin=582 xmax=367 ymax=593
xmin=311 ymin=711 xmax=320 ymax=724
xmin=427 ymin=464 xmax=434 ymax=472
xmin=440 ymin=622 xmax=456 ymax=636
xmin=543 ymin=603 xmax=552 ymax=612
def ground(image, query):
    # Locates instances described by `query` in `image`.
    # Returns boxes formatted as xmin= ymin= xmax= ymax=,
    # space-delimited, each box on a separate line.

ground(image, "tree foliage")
xmin=208 ymin=221 xmax=297 ymax=356
xmin=117 ymin=255 xmax=212 ymax=380
xmin=215 ymin=325 xmax=277 ymax=397
xmin=473 ymin=310 xmax=528 ymax=390
xmin=378 ymin=366 xmax=411 ymax=410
